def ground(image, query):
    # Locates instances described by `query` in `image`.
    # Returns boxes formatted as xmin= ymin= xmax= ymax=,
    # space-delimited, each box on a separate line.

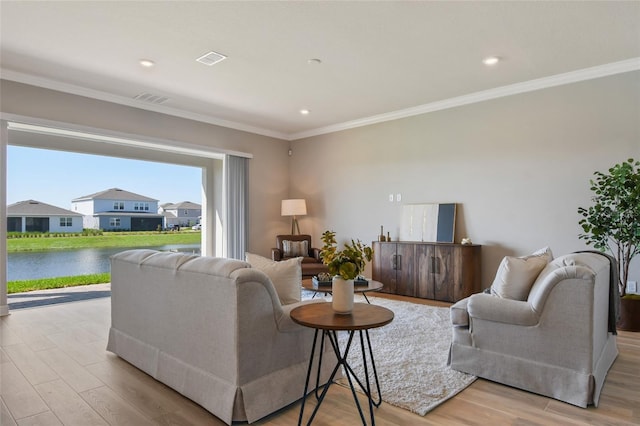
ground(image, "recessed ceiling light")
xmin=307 ymin=58 xmax=322 ymax=65
xmin=139 ymin=59 xmax=155 ymax=68
xmin=482 ymin=56 xmax=500 ymax=66
xmin=300 ymin=109 xmax=310 ymax=115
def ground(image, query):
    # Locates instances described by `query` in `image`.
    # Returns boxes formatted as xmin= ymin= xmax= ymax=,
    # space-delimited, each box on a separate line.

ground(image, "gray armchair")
xmin=448 ymin=252 xmax=618 ymax=407
xmin=271 ymin=234 xmax=329 ymax=278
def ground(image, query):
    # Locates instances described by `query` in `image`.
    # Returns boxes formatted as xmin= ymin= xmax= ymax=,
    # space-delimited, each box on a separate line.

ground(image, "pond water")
xmin=8 ymin=244 xmax=201 ymax=281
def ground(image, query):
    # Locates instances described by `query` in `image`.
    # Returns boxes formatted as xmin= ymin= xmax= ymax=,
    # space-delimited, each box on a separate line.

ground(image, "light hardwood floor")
xmin=1 ymin=293 xmax=638 ymax=426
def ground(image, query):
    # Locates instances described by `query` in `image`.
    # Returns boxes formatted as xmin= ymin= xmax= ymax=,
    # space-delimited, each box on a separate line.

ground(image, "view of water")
xmin=8 ymin=244 xmax=201 ymax=281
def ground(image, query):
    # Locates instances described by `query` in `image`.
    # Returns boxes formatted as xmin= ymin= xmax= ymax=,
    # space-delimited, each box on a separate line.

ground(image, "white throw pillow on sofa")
xmin=490 ymin=247 xmax=553 ymax=301
xmin=246 ymin=252 xmax=302 ymax=305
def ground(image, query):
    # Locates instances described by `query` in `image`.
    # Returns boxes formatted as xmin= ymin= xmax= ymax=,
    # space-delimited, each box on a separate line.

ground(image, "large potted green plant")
xmin=578 ymin=158 xmax=640 ymax=331
xmin=320 ymin=230 xmax=373 ymax=314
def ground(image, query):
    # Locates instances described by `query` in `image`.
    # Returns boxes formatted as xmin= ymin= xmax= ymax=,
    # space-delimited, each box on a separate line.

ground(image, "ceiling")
xmin=1 ymin=1 xmax=639 ymax=140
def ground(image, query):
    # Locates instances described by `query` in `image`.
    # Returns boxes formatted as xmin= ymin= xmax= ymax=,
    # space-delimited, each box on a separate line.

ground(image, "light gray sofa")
xmin=448 ymin=252 xmax=618 ymax=407
xmin=107 ymin=249 xmax=336 ymax=424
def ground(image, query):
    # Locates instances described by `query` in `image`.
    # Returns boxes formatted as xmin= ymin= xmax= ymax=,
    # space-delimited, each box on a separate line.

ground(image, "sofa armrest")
xmin=276 ymin=299 xmax=325 ymax=332
xmin=271 ymin=248 xmax=282 ymax=261
xmin=467 ymin=293 xmax=539 ymax=326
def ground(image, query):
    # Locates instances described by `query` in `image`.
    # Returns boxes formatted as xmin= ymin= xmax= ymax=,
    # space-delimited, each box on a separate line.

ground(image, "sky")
xmin=7 ymin=146 xmax=202 ymax=209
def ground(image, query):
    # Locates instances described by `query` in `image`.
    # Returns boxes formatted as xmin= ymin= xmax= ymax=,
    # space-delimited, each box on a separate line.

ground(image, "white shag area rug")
xmin=302 ymin=292 xmax=476 ymax=416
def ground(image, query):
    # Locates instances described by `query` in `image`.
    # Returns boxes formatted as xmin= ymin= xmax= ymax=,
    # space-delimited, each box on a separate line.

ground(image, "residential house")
xmin=0 ymin=2 xmax=638 ymax=424
xmin=71 ymin=188 xmax=164 ymax=231
xmin=6 ymin=199 xmax=83 ymax=233
xmin=159 ymin=201 xmax=201 ymax=228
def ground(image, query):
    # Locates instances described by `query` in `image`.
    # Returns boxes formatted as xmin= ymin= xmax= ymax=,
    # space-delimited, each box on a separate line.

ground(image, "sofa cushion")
xmin=246 ymin=252 xmax=302 ymax=305
xmin=282 ymin=239 xmax=308 ymax=257
xmin=490 ymin=247 xmax=552 ymax=301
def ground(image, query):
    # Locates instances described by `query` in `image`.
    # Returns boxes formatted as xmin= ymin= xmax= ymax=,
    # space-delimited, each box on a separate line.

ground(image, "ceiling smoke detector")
xmin=196 ymin=51 xmax=227 ymax=66
xmin=133 ymin=93 xmax=170 ymax=105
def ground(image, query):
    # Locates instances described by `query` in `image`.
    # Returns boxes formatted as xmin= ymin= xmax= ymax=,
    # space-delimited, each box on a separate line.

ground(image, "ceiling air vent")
xmin=196 ymin=50 xmax=227 ymax=66
xmin=133 ymin=93 xmax=170 ymax=105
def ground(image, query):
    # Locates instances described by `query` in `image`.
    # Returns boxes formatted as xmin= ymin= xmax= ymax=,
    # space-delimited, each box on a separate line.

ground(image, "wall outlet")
xmin=627 ymin=280 xmax=637 ymax=294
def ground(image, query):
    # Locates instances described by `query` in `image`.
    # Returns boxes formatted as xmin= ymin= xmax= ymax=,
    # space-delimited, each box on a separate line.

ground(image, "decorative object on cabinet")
xmin=400 ymin=203 xmax=456 ymax=243
xmin=372 ymin=241 xmax=480 ymax=302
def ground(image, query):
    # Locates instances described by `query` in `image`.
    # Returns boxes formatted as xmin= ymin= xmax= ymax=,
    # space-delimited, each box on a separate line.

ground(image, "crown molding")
xmin=0 ymin=70 xmax=289 ymax=141
xmin=3 ymin=58 xmax=639 ymax=142
xmin=288 ymin=57 xmax=640 ymax=140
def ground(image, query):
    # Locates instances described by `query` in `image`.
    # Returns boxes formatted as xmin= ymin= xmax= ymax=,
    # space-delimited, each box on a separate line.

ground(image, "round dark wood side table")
xmin=290 ymin=302 xmax=394 ymax=425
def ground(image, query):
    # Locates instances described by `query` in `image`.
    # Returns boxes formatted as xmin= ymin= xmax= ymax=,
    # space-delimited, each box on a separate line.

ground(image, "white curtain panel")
xmin=225 ymin=155 xmax=248 ymax=259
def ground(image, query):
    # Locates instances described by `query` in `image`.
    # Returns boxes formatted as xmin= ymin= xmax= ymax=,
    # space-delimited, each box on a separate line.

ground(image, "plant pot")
xmin=617 ymin=297 xmax=640 ymax=332
xmin=332 ymin=276 xmax=354 ymax=314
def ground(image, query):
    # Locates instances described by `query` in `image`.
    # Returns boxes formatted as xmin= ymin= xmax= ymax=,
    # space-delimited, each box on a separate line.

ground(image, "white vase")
xmin=332 ymin=276 xmax=354 ymax=314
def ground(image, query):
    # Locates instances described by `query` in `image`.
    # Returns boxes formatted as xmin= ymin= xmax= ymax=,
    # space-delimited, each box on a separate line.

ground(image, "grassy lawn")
xmin=8 ymin=273 xmax=111 ymax=294
xmin=8 ymin=231 xmax=201 ymax=252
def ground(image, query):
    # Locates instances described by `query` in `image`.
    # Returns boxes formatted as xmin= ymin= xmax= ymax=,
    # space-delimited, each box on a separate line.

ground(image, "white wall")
xmin=290 ymin=71 xmax=640 ymax=287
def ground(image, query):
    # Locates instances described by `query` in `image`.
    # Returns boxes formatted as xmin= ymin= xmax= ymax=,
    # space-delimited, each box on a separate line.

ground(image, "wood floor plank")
xmin=10 ymin=324 xmax=58 ymax=352
xmin=4 ymin=343 xmax=60 ymax=385
xmin=0 ymin=318 xmax=24 ymax=346
xmin=34 ymin=379 xmax=108 ymax=426
xmin=1 ymin=396 xmax=18 ymax=426
xmin=79 ymin=386 xmax=155 ymax=426
xmin=47 ymin=331 xmax=106 ymax=367
xmin=16 ymin=411 xmax=63 ymax=426
xmin=37 ymin=347 xmax=104 ymax=393
xmin=85 ymin=357 xmax=181 ymax=419
xmin=0 ymin=347 xmax=11 ymax=364
xmin=0 ymin=362 xmax=50 ymax=420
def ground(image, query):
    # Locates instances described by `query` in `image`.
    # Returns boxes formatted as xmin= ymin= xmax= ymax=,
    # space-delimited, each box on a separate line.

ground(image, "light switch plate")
xmin=628 ymin=281 xmax=638 ymax=293
xmin=396 ymin=193 xmax=402 ymax=202
xmin=388 ymin=194 xmax=394 ymax=202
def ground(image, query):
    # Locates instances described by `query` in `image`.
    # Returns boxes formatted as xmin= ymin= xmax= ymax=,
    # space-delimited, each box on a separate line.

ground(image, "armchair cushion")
xmin=282 ymin=239 xmax=309 ymax=257
xmin=246 ymin=253 xmax=302 ymax=305
xmin=490 ymin=246 xmax=553 ymax=300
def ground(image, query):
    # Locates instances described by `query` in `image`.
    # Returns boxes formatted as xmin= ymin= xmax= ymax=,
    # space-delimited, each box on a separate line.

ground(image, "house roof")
xmin=72 ymin=188 xmax=157 ymax=202
xmin=7 ymin=200 xmax=81 ymax=217
xmin=163 ymin=201 xmax=202 ymax=210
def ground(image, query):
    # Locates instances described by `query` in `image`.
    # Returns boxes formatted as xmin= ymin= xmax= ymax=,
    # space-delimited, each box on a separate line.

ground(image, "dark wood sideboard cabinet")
xmin=372 ymin=241 xmax=481 ymax=302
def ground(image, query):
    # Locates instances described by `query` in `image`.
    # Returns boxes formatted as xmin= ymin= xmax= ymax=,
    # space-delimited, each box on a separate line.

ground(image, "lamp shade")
xmin=281 ymin=199 xmax=307 ymax=216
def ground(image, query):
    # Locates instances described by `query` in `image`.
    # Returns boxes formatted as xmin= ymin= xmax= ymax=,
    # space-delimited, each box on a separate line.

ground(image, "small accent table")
xmin=301 ymin=279 xmax=384 ymax=303
xmin=290 ymin=302 xmax=394 ymax=425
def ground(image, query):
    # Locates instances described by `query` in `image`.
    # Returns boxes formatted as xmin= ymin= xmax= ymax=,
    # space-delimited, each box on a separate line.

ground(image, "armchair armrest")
xmin=467 ymin=293 xmax=539 ymax=326
xmin=311 ymin=248 xmax=322 ymax=260
xmin=271 ymin=248 xmax=282 ymax=261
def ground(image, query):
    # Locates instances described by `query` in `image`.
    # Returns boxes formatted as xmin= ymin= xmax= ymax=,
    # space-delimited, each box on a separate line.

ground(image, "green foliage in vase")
xmin=320 ymin=230 xmax=373 ymax=280
xmin=578 ymin=158 xmax=640 ymax=296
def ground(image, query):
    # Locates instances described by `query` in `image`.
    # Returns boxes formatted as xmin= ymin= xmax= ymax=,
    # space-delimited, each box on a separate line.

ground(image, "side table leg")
xmin=298 ymin=329 xmax=319 ymax=426
xmin=365 ymin=330 xmax=383 ymax=407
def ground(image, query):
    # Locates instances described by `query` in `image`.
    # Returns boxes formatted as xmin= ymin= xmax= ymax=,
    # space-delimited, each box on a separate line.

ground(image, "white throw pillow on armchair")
xmin=246 ymin=252 xmax=302 ymax=305
xmin=490 ymin=247 xmax=553 ymax=301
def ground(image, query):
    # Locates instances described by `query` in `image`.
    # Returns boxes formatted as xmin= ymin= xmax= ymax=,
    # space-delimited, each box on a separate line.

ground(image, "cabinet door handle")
xmin=430 ymin=256 xmax=440 ymax=274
